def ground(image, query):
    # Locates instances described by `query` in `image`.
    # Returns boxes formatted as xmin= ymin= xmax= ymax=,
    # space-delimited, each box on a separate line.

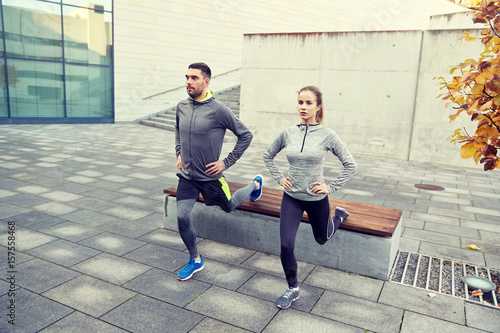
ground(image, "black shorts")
xmin=176 ymin=173 xmax=232 ymax=211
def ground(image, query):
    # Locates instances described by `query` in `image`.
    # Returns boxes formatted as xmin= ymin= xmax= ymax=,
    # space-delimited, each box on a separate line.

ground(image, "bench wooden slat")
xmin=164 ymin=181 xmax=402 ymax=237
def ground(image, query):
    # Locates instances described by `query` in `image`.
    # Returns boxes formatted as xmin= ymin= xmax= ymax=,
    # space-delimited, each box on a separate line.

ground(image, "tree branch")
xmin=484 ymin=113 xmax=500 ymax=133
xmin=488 ymin=15 xmax=500 ymax=38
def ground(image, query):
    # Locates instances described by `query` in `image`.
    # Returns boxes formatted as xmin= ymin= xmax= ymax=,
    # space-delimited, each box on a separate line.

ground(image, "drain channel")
xmin=389 ymin=251 xmax=500 ymax=308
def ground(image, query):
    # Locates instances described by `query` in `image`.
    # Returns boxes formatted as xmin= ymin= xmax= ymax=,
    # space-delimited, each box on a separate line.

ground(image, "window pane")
xmin=65 ymin=64 xmax=112 ymax=118
xmin=3 ymin=0 xmax=63 ymax=61
xmin=0 ymin=8 xmax=3 ymax=57
xmin=63 ymin=5 xmax=112 ymax=65
xmin=8 ymin=59 xmax=64 ymax=117
xmin=0 ymin=61 xmax=7 ymax=117
xmin=63 ymin=0 xmax=112 ymax=12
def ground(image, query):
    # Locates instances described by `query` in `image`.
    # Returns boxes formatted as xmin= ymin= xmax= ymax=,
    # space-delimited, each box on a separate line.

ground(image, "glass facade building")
xmin=0 ymin=0 xmax=113 ymax=123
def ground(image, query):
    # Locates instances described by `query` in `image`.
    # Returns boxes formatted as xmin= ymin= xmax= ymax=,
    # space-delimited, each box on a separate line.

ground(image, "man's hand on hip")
xmin=176 ymin=155 xmax=184 ymax=170
xmin=205 ymin=160 xmax=226 ymax=176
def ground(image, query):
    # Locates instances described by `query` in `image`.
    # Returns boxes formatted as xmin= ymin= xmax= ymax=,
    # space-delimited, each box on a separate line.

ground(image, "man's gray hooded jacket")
xmin=175 ymin=95 xmax=253 ymax=181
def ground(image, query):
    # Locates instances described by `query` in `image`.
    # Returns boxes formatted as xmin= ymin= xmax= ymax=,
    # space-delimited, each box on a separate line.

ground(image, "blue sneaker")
xmin=177 ymin=255 xmax=204 ymax=281
xmin=249 ymin=174 xmax=263 ymax=201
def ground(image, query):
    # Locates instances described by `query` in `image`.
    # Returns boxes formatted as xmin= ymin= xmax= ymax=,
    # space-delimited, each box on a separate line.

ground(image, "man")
xmin=175 ymin=62 xmax=263 ymax=281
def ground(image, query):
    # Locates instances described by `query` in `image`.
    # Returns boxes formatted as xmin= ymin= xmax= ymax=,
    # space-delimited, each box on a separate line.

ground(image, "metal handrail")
xmin=142 ymin=67 xmax=241 ymax=100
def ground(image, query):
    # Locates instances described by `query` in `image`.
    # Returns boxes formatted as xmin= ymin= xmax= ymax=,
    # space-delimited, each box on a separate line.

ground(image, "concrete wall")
xmin=240 ymin=27 xmax=485 ymax=167
xmin=410 ymin=28 xmax=483 ymax=167
xmin=112 ymin=0 xmax=465 ymax=122
xmin=429 ymin=10 xmax=477 ymax=29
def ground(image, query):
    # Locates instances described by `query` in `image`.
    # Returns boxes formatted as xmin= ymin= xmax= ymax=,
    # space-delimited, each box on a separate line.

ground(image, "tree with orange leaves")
xmin=437 ymin=1 xmax=500 ymax=171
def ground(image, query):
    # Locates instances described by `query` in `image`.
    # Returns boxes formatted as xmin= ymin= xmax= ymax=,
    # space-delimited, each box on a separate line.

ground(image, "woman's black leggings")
xmin=280 ymin=192 xmax=331 ymax=288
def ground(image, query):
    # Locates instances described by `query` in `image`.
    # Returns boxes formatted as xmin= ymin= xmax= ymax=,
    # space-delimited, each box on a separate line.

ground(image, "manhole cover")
xmin=415 ymin=184 xmax=445 ymax=191
xmin=389 ymin=251 xmax=500 ymax=308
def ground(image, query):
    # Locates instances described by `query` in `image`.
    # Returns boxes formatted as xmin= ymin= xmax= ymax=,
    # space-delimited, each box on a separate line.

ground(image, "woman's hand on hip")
xmin=281 ymin=177 xmax=292 ymax=190
xmin=310 ymin=182 xmax=330 ymax=194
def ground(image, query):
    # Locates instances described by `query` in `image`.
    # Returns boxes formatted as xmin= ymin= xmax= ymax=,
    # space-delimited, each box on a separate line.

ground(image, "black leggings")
xmin=280 ymin=192 xmax=331 ymax=288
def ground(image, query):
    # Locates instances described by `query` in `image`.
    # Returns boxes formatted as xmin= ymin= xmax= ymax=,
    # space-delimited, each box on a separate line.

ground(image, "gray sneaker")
xmin=327 ymin=207 xmax=349 ymax=239
xmin=276 ymin=287 xmax=300 ymax=309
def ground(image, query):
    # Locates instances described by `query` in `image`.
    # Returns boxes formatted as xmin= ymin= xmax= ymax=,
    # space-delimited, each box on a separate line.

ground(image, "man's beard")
xmin=188 ymin=90 xmax=202 ymax=99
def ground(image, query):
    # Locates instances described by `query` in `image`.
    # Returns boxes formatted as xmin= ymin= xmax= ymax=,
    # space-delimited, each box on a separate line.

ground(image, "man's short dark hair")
xmin=188 ymin=62 xmax=211 ymax=79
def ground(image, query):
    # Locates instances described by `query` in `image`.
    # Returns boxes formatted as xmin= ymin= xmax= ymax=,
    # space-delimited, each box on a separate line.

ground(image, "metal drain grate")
xmin=389 ymin=251 xmax=500 ymax=308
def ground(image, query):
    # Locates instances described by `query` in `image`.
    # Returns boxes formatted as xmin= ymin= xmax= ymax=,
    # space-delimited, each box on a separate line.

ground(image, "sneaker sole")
xmin=250 ymin=174 xmax=263 ymax=201
xmin=276 ymin=295 xmax=300 ymax=309
xmin=335 ymin=207 xmax=349 ymax=220
xmin=177 ymin=265 xmax=204 ymax=281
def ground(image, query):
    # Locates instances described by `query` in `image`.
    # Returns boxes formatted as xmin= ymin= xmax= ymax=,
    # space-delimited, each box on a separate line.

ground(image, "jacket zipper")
xmin=188 ymin=100 xmax=196 ymax=168
xmin=300 ymin=125 xmax=308 ymax=153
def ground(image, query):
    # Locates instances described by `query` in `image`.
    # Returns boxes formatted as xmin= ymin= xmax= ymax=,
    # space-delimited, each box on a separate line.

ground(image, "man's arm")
xmin=175 ymin=106 xmax=181 ymax=158
xmin=218 ymin=106 xmax=253 ymax=170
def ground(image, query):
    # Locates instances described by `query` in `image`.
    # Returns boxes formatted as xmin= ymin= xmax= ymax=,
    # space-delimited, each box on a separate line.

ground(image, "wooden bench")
xmin=163 ymin=182 xmax=403 ymax=280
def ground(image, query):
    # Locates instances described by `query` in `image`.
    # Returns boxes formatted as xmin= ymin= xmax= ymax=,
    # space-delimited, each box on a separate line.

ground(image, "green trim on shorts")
xmin=219 ymin=178 xmax=231 ymax=200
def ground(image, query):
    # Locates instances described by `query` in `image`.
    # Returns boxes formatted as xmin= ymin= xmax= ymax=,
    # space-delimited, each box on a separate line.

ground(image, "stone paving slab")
xmin=1 ymin=193 xmax=50 ymax=207
xmin=196 ymin=239 xmax=257 ymax=265
xmin=398 ymin=237 xmax=421 ymax=253
xmin=263 ymin=309 xmax=364 ymax=333
xmin=32 ymin=202 xmax=79 ymax=216
xmin=97 ymin=218 xmax=159 ymax=239
xmin=78 ymin=232 xmax=147 ymax=256
xmin=39 ymin=190 xmax=83 ymax=203
xmin=186 ymin=286 xmax=279 ymax=333
xmin=72 ymin=253 xmax=151 ymax=285
xmin=379 ymin=282 xmax=466 ymax=324
xmin=403 ymin=227 xmax=461 ymax=247
xmin=464 ymin=302 xmax=500 ymax=332
xmin=462 ymin=219 xmax=500 ymax=233
xmin=124 ymin=268 xmax=210 ymax=307
xmin=237 ymin=272 xmax=323 ymax=313
xmin=484 ymin=252 xmax=500 ymax=270
xmin=418 ymin=242 xmax=486 ymax=266
xmin=0 ymin=203 xmax=30 ymax=220
xmin=124 ymin=243 xmax=187 ymax=272
xmin=304 ymin=266 xmax=384 ymax=302
xmin=189 ymin=318 xmax=251 ymax=333
xmin=0 ymin=289 xmax=73 ymax=333
xmin=101 ymin=295 xmax=203 ymax=333
xmin=14 ymin=258 xmax=81 ymax=293
xmin=8 ymin=211 xmax=65 ymax=230
xmin=425 ymin=221 xmax=480 ymax=239
xmin=239 ymin=252 xmax=314 ymax=283
xmin=192 ymin=259 xmax=257 ymax=291
xmin=461 ymin=237 xmax=500 ymax=255
xmin=138 ymin=228 xmax=192 ymax=251
xmin=43 ymin=275 xmax=136 ymax=317
xmin=410 ymin=212 xmax=460 ymax=225
xmin=0 ymin=228 xmax=57 ymax=251
xmin=38 ymin=221 xmax=102 ymax=242
xmin=311 ymin=290 xmax=404 ymax=333
xmin=400 ymin=311 xmax=486 ymax=333
xmin=27 ymin=239 xmax=101 ymax=267
xmin=39 ymin=311 xmax=128 ymax=333
xmin=101 ymin=205 xmax=152 ymax=221
xmin=61 ymin=209 xmax=119 ymax=227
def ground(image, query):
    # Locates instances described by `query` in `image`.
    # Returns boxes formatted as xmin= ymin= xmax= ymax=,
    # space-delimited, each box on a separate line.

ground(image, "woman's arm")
xmin=327 ymin=132 xmax=358 ymax=193
xmin=263 ymin=131 xmax=287 ymax=186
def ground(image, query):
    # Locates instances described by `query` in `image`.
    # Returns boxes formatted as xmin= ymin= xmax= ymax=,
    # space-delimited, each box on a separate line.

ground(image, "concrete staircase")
xmin=140 ymin=85 xmax=241 ymax=132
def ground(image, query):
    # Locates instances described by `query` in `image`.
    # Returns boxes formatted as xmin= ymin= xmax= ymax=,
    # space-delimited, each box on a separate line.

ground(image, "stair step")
xmin=140 ymin=120 xmax=175 ymax=131
xmin=141 ymin=85 xmax=241 ymax=137
xmin=148 ymin=117 xmax=175 ymax=125
xmin=157 ymin=113 xmax=176 ymax=120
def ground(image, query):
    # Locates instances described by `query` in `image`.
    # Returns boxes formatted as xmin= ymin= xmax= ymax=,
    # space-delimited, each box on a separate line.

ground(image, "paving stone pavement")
xmin=0 ymin=124 xmax=499 ymax=332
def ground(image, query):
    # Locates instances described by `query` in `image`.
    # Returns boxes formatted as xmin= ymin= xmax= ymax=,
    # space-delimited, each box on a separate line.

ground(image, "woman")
xmin=263 ymin=86 xmax=358 ymax=309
